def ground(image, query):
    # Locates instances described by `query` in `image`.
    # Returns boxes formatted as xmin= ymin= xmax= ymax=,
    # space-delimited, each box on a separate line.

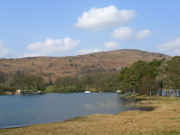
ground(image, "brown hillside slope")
xmin=0 ymin=49 xmax=171 ymax=83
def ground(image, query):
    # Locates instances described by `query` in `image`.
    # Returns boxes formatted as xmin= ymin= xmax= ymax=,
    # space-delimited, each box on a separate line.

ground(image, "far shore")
xmin=0 ymin=96 xmax=180 ymax=135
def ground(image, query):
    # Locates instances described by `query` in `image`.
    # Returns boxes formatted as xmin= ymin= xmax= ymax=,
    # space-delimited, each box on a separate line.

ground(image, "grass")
xmin=45 ymin=85 xmax=55 ymax=93
xmin=45 ymin=85 xmax=99 ymax=93
xmin=45 ymin=85 xmax=84 ymax=93
xmin=126 ymin=93 xmax=180 ymax=101
xmin=0 ymin=97 xmax=180 ymax=135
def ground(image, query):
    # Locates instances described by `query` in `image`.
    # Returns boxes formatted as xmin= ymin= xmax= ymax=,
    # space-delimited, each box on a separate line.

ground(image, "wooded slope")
xmin=0 ymin=49 xmax=171 ymax=82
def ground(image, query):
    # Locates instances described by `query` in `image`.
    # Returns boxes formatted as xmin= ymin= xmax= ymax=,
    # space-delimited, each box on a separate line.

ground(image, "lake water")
xmin=0 ymin=93 xmax=146 ymax=129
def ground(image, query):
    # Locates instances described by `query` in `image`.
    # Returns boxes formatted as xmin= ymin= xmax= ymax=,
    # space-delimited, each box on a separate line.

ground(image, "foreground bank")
xmin=0 ymin=97 xmax=180 ymax=135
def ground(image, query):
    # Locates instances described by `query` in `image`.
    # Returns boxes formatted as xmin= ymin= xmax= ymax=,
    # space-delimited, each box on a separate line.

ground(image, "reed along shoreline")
xmin=0 ymin=96 xmax=180 ymax=135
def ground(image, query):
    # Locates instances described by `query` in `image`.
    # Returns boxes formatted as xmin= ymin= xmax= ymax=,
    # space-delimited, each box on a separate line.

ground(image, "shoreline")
xmin=0 ymin=96 xmax=150 ymax=130
xmin=0 ymin=97 xmax=180 ymax=135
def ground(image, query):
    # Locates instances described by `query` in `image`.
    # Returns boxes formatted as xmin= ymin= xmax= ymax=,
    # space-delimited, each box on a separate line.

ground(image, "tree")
xmin=156 ymin=61 xmax=168 ymax=96
xmin=34 ymin=76 xmax=45 ymax=91
xmin=24 ymin=74 xmax=35 ymax=91
xmin=119 ymin=61 xmax=147 ymax=94
xmin=128 ymin=61 xmax=147 ymax=94
xmin=166 ymin=56 xmax=180 ymax=97
xmin=118 ymin=59 xmax=165 ymax=96
xmin=12 ymin=70 xmax=26 ymax=90
xmin=0 ymin=71 xmax=7 ymax=84
xmin=119 ymin=67 xmax=130 ymax=92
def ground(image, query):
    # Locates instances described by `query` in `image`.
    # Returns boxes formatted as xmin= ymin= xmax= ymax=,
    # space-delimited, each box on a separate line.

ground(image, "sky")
xmin=0 ymin=0 xmax=180 ymax=58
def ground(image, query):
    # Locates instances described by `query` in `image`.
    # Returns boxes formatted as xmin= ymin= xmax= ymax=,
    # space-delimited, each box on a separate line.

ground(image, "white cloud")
xmin=104 ymin=41 xmax=119 ymax=49
xmin=76 ymin=41 xmax=119 ymax=55
xmin=136 ymin=29 xmax=151 ymax=40
xmin=111 ymin=27 xmax=151 ymax=41
xmin=24 ymin=37 xmax=80 ymax=57
xmin=111 ymin=27 xmax=134 ymax=41
xmin=76 ymin=48 xmax=102 ymax=55
xmin=74 ymin=5 xmax=136 ymax=32
xmin=158 ymin=37 xmax=180 ymax=55
xmin=0 ymin=41 xmax=11 ymax=56
xmin=0 ymin=40 xmax=17 ymax=58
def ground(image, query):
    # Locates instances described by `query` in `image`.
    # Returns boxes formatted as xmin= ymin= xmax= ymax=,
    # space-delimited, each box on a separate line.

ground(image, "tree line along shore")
xmin=1 ymin=56 xmax=180 ymax=97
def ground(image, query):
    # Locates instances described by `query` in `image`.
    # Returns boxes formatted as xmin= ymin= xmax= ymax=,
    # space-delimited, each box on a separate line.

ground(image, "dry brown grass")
xmin=0 ymin=99 xmax=180 ymax=135
xmin=0 ymin=49 xmax=171 ymax=82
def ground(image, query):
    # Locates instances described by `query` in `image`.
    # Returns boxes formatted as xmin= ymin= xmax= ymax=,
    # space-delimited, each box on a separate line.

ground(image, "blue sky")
xmin=0 ymin=0 xmax=180 ymax=58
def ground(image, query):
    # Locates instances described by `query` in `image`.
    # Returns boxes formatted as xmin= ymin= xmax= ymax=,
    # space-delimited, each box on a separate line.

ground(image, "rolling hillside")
xmin=0 ymin=49 xmax=171 ymax=83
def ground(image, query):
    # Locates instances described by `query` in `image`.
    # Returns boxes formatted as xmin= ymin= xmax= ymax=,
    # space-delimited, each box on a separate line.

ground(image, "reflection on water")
xmin=0 ymin=93 xmax=144 ymax=129
xmin=85 ymin=101 xmax=123 ymax=109
xmin=85 ymin=97 xmax=141 ymax=109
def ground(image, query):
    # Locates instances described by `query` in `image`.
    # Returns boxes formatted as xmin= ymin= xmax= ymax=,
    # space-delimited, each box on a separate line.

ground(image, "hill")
xmin=0 ymin=49 xmax=171 ymax=83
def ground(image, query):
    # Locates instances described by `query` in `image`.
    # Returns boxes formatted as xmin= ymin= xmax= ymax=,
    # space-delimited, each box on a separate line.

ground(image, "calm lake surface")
xmin=0 ymin=93 xmax=146 ymax=129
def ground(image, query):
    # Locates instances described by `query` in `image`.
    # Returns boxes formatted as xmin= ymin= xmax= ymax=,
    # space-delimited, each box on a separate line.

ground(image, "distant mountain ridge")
xmin=0 ymin=49 xmax=171 ymax=83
